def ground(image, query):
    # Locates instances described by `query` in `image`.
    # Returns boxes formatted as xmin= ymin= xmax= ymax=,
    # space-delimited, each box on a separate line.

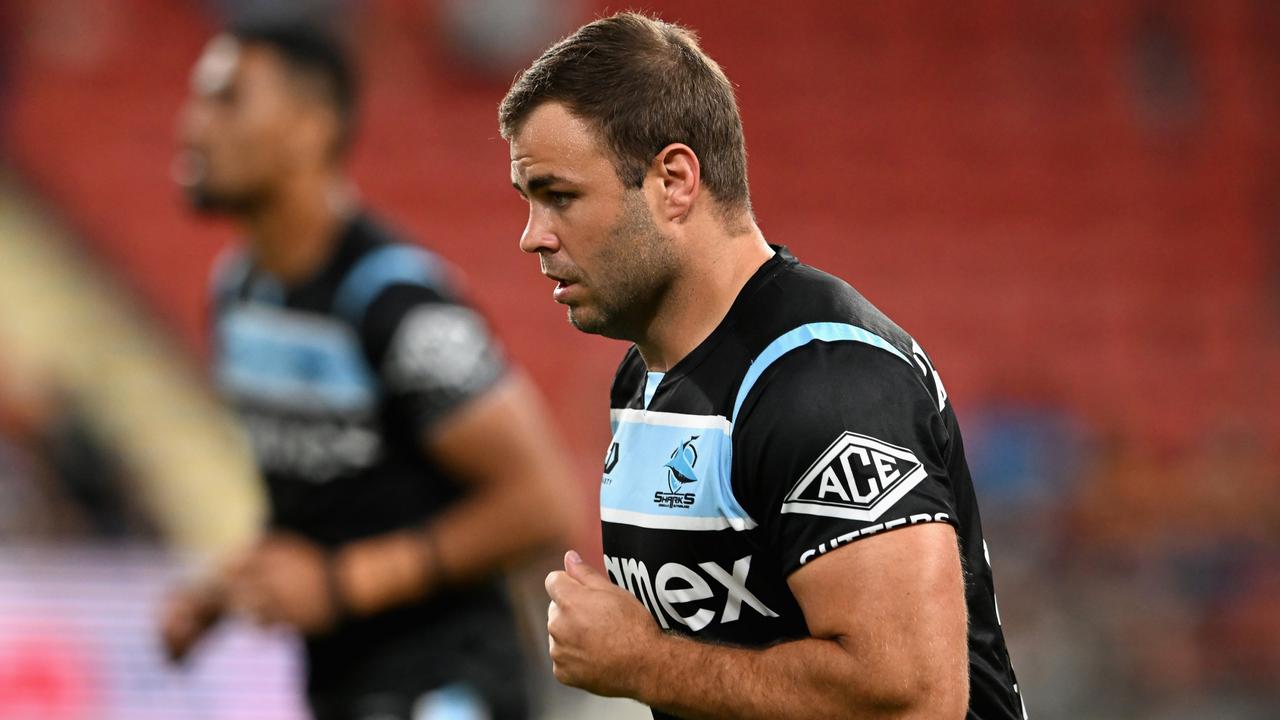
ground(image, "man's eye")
xmin=548 ymin=191 xmax=574 ymax=208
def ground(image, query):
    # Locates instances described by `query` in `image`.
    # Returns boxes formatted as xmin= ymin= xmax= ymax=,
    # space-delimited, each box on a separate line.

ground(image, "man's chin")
xmin=567 ymin=306 xmax=607 ymax=335
xmin=184 ymin=186 xmax=257 ymax=216
xmin=568 ymin=307 xmax=630 ymax=340
xmin=567 ymin=307 xmax=596 ymax=333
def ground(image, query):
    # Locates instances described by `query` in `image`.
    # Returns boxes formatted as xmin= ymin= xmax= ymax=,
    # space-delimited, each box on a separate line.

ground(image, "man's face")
xmin=510 ymin=102 xmax=676 ymax=339
xmin=175 ymin=36 xmax=304 ymax=214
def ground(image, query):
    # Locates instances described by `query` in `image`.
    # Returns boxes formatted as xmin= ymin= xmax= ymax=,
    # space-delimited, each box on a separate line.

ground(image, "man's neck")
xmin=244 ymin=173 xmax=356 ymax=285
xmin=634 ymin=221 xmax=774 ymax=372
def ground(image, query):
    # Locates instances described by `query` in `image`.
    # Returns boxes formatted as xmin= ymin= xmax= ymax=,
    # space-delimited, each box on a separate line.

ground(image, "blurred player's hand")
xmin=545 ymin=550 xmax=662 ymax=696
xmin=225 ymin=532 xmax=339 ymax=634
xmin=332 ymin=530 xmax=434 ymax=617
xmin=158 ymin=580 xmax=225 ymax=664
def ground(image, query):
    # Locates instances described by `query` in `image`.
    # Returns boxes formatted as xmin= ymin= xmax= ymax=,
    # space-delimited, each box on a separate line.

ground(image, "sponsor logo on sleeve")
xmin=911 ymin=339 xmax=949 ymax=412
xmin=798 ymin=512 xmax=952 ymax=566
xmin=781 ymin=432 xmax=928 ymax=521
xmin=383 ymin=305 xmax=493 ymax=393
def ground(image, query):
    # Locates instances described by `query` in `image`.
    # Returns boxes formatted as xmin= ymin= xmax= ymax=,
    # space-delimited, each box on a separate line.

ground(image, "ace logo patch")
xmin=781 ymin=432 xmax=928 ymax=521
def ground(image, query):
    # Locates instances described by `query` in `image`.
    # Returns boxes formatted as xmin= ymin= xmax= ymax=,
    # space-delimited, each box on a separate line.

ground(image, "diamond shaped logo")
xmin=781 ymin=432 xmax=928 ymax=521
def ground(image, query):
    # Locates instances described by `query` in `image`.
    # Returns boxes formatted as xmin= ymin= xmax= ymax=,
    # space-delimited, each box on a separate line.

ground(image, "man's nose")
xmin=519 ymin=210 xmax=560 ymax=255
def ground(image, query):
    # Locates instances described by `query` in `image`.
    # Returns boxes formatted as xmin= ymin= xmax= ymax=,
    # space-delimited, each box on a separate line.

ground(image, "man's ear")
xmin=291 ymin=103 xmax=341 ymax=168
xmin=651 ymin=143 xmax=701 ymax=224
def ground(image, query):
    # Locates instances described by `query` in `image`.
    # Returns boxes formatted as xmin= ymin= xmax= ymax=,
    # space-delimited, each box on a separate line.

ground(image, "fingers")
xmin=564 ymin=550 xmax=613 ymax=589
xmin=563 ymin=550 xmax=581 ymax=571
xmin=547 ymin=599 xmax=559 ymax=649
xmin=161 ymin=606 xmax=199 ymax=662
xmin=545 ymin=569 xmax=576 ymax=605
xmin=160 ymin=586 xmax=221 ymax=663
xmin=545 ymin=604 xmax=571 ymax=687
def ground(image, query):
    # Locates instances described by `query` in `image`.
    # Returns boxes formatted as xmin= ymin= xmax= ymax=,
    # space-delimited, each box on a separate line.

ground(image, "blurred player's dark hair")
xmin=499 ymin=12 xmax=751 ymax=218
xmin=230 ymin=20 xmax=357 ymax=157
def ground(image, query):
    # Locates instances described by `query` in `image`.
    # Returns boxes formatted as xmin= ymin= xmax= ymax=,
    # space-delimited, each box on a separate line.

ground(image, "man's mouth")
xmin=544 ymin=272 xmax=581 ymax=302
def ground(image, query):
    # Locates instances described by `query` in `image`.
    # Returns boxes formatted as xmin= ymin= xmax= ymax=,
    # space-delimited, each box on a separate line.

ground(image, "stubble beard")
xmin=567 ymin=192 xmax=676 ymax=340
xmin=178 ymin=152 xmax=271 ymax=217
xmin=186 ymin=181 xmax=269 ymax=217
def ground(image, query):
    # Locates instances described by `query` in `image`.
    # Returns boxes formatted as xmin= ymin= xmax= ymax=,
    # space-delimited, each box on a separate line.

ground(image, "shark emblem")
xmin=664 ymin=435 xmax=700 ymax=492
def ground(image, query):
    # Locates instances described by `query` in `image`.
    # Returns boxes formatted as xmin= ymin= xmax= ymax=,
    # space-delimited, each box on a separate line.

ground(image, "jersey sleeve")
xmin=360 ymin=283 xmax=508 ymax=435
xmin=731 ymin=340 xmax=957 ymax=577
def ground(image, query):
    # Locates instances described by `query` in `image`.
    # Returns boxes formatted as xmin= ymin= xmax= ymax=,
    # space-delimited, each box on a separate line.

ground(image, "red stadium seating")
xmin=7 ymin=0 xmax=1278 ymax=451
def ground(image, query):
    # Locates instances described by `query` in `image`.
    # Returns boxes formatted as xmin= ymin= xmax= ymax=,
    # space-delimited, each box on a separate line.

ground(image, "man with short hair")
xmin=501 ymin=13 xmax=1026 ymax=720
xmin=159 ymin=21 xmax=571 ymax=720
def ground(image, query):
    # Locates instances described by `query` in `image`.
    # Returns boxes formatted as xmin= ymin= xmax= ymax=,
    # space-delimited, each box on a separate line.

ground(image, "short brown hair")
xmin=499 ymin=12 xmax=751 ymax=215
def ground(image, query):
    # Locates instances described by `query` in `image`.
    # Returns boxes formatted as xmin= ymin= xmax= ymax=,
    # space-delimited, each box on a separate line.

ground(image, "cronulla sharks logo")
xmin=654 ymin=435 xmax=700 ymax=509
xmin=665 ymin=436 xmax=700 ymax=489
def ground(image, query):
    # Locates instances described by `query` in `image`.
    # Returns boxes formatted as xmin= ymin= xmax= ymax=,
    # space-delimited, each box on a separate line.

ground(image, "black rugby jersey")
xmin=603 ymin=247 xmax=1025 ymax=720
xmin=210 ymin=212 xmax=526 ymax=708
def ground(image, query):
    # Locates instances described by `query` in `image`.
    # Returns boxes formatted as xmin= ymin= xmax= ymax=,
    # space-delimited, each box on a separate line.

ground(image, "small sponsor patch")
xmin=781 ymin=432 xmax=928 ymax=521
xmin=383 ymin=305 xmax=495 ymax=394
xmin=798 ymin=512 xmax=952 ymax=566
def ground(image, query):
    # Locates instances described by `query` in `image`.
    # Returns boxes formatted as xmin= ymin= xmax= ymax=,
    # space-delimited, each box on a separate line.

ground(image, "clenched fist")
xmin=545 ymin=550 xmax=666 ymax=697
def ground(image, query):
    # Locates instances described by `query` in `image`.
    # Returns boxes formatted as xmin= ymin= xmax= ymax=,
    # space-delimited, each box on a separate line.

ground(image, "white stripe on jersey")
xmin=601 ymin=507 xmax=757 ymax=531
xmin=610 ymin=408 xmax=734 ymax=432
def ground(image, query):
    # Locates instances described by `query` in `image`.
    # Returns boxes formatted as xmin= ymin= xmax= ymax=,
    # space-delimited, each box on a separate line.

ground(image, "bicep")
xmin=788 ymin=522 xmax=969 ymax=706
xmin=733 ymin=342 xmax=958 ymax=575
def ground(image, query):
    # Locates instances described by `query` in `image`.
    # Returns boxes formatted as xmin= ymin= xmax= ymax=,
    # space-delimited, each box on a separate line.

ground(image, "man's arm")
xmin=213 ymin=372 xmax=573 ymax=632
xmin=335 ymin=371 xmax=575 ymax=615
xmin=547 ymin=522 xmax=968 ymax=720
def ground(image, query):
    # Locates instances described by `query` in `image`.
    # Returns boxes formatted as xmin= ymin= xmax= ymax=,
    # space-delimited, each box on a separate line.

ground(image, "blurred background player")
xmin=158 ymin=21 xmax=571 ymax=720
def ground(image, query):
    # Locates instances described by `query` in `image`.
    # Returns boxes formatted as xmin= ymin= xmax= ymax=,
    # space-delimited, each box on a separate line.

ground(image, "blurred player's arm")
xmin=547 ymin=524 xmax=968 ymax=719
xmin=189 ymin=371 xmax=573 ymax=636
xmin=164 ymin=296 xmax=574 ymax=649
xmin=335 ymin=370 xmax=574 ymax=616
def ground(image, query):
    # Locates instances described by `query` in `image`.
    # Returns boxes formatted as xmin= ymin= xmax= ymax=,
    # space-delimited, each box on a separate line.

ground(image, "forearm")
xmin=635 ymin=633 xmax=952 ymax=720
xmin=337 ymin=374 xmax=574 ymax=616
xmin=425 ymin=472 xmax=568 ymax=587
xmin=425 ymin=372 xmax=573 ymax=586
xmin=336 ymin=471 xmax=568 ymax=616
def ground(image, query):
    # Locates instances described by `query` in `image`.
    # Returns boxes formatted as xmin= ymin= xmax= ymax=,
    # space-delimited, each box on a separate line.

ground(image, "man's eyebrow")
xmin=525 ymin=174 xmax=573 ymax=193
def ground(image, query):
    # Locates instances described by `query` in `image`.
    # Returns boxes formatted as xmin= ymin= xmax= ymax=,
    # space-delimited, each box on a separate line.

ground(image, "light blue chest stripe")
xmin=731 ymin=322 xmax=909 ymax=421
xmin=643 ymin=372 xmax=664 ymax=409
xmin=604 ymin=410 xmax=755 ymax=530
xmin=334 ymin=245 xmax=444 ymax=324
xmin=217 ymin=307 xmax=376 ymax=411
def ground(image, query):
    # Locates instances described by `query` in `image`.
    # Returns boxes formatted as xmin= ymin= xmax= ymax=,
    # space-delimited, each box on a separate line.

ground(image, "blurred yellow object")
xmin=0 ymin=172 xmax=261 ymax=557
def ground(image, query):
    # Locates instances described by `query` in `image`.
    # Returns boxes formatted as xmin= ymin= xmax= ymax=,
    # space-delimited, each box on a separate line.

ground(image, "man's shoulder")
xmin=331 ymin=214 xmax=454 ymax=326
xmin=725 ymin=256 xmax=947 ymax=427
xmin=735 ymin=257 xmax=917 ymax=368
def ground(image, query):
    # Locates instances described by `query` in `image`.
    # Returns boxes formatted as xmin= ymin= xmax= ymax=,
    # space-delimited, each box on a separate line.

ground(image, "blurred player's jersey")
xmin=603 ymin=248 xmax=1025 ymax=720
xmin=210 ymin=213 xmax=526 ymax=713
